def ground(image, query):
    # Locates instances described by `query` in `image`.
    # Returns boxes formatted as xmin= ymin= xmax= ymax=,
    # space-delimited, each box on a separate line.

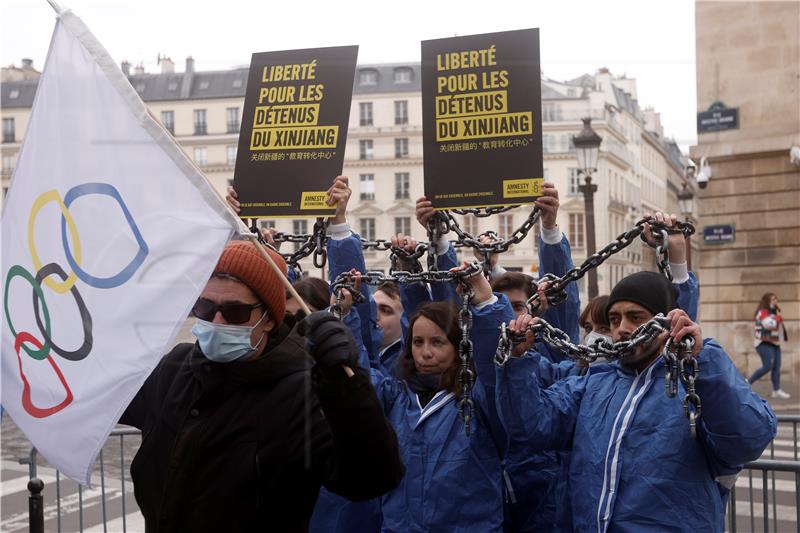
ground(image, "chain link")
xmin=495 ymin=314 xmax=702 ymax=437
xmin=457 ymin=283 xmax=476 ymax=435
xmin=525 ymin=218 xmax=695 ymax=315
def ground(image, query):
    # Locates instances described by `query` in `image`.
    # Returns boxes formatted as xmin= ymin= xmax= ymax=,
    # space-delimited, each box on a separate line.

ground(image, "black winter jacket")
xmin=120 ymin=322 xmax=404 ymax=532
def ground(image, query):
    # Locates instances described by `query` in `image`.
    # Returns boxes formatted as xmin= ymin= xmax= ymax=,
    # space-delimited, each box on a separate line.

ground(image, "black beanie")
xmin=605 ymin=271 xmax=677 ymax=320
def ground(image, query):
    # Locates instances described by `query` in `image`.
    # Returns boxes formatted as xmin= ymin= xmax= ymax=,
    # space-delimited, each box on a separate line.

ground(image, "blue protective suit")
xmin=494 ymin=340 xmax=776 ymax=533
xmin=371 ymin=293 xmax=514 ymax=533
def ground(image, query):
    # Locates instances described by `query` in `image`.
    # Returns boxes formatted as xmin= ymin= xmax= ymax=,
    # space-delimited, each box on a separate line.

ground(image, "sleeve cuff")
xmin=490 ymin=264 xmax=507 ymax=278
xmin=435 ymin=234 xmax=451 ymax=256
xmin=541 ymin=225 xmax=563 ymax=245
xmin=328 ymin=222 xmax=352 ymax=241
xmin=474 ymin=294 xmax=498 ymax=310
xmin=669 ymin=262 xmax=690 ymax=284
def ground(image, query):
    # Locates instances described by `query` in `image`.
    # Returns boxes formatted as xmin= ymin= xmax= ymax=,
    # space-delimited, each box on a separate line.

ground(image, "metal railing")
xmin=726 ymin=415 xmax=800 ymax=533
xmin=21 ymin=426 xmax=141 ymax=533
xmin=728 ymin=460 xmax=800 ymax=533
xmin=17 ymin=417 xmax=800 ymax=532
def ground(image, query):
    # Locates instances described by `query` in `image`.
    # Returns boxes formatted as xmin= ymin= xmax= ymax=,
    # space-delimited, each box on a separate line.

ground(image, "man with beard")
xmin=491 ymin=271 xmax=776 ymax=532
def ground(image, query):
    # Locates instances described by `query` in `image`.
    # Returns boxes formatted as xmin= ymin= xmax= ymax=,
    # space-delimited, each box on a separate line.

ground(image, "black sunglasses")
xmin=192 ymin=297 xmax=263 ymax=325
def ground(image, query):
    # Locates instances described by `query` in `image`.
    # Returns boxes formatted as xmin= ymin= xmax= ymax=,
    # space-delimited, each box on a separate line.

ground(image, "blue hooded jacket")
xmin=371 ymin=292 xmax=514 ymax=532
xmin=494 ymin=340 xmax=776 ymax=533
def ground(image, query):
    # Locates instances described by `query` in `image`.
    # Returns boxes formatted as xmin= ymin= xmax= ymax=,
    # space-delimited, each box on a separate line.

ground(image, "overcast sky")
xmin=2 ymin=0 xmax=698 ymax=149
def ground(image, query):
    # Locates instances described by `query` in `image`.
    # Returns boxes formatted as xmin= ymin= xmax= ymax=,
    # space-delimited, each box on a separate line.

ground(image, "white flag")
xmin=1 ymin=7 xmax=246 ymax=484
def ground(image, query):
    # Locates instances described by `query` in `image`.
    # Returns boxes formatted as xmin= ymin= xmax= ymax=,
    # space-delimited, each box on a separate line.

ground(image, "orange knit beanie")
xmin=214 ymin=241 xmax=287 ymax=326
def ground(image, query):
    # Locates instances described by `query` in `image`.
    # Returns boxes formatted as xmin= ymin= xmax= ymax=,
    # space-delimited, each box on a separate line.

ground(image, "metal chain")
xmin=451 ymin=205 xmax=519 ymax=217
xmin=526 ymin=218 xmax=695 ymax=315
xmin=495 ymin=314 xmax=672 ymax=367
xmin=264 ymin=218 xmax=330 ymax=269
xmin=457 ymin=283 xmax=476 ymax=436
xmin=495 ymin=314 xmax=702 ymax=437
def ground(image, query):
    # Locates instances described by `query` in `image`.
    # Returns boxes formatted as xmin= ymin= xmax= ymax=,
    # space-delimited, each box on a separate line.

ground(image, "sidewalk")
xmin=748 ymin=374 xmax=800 ymax=413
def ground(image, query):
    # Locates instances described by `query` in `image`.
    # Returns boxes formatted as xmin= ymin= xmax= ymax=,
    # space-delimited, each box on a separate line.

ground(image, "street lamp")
xmin=573 ymin=117 xmax=603 ymax=299
xmin=677 ymin=181 xmax=695 ymax=270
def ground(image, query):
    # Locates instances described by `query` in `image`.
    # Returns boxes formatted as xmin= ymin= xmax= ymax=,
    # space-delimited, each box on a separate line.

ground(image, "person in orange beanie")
xmin=119 ymin=240 xmax=404 ymax=532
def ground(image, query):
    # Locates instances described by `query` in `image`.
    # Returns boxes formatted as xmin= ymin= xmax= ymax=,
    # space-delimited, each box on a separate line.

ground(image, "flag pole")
xmin=45 ymin=0 xmax=64 ymax=15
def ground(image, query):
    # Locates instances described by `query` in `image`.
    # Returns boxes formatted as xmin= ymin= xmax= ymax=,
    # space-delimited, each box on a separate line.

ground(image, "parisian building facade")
xmin=2 ymin=56 xmax=695 ymax=304
xmin=691 ymin=1 xmax=800 ymax=375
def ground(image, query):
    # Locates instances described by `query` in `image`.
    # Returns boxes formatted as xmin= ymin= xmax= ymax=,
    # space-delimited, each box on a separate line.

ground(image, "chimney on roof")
xmin=159 ymin=55 xmax=175 ymax=74
xmin=185 ymin=56 xmax=195 ymax=74
xmin=121 ymin=60 xmax=130 ymax=76
xmin=133 ymin=63 xmax=145 ymax=75
xmin=21 ymin=58 xmax=33 ymax=70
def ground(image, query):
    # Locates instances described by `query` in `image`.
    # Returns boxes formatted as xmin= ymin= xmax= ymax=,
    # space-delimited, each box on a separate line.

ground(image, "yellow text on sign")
xmin=436 ymin=111 xmax=533 ymax=142
xmin=253 ymin=104 xmax=320 ymax=128
xmin=503 ymin=178 xmax=543 ymax=199
xmin=250 ymin=126 xmax=338 ymax=151
xmin=300 ymin=191 xmax=330 ymax=210
xmin=435 ymin=90 xmax=508 ymax=119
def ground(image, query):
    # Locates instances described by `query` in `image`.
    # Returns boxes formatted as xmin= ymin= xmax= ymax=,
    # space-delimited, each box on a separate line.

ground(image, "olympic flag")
xmin=1 ymin=6 xmax=245 ymax=484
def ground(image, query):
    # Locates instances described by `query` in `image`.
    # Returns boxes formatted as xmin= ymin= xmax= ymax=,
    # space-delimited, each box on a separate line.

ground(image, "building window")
xmin=567 ymin=168 xmax=584 ymax=195
xmin=394 ymin=68 xmax=412 ymax=83
xmin=259 ymin=219 xmax=276 ymax=230
xmin=161 ymin=111 xmax=174 ymax=134
xmin=293 ymin=220 xmax=308 ymax=251
xmin=233 ymin=78 xmax=244 ymax=88
xmin=9 ymin=89 xmax=19 ymax=99
xmin=563 ymin=135 xmax=576 ymax=153
xmin=167 ymin=81 xmax=178 ymax=91
xmin=226 ymin=107 xmax=240 ymax=133
xmin=498 ymin=214 xmax=514 ymax=240
xmin=542 ymin=103 xmax=561 ymax=122
xmin=395 ymin=138 xmax=409 ymax=159
xmin=542 ymin=135 xmax=552 ymax=153
xmin=359 ymin=70 xmax=378 ymax=85
xmin=463 ymin=214 xmax=479 ymax=236
xmin=359 ymin=139 xmax=373 ymax=160
xmin=193 ymin=147 xmax=207 ymax=166
xmin=227 ymin=146 xmax=238 ymax=166
xmin=394 ymin=172 xmax=410 ymax=200
xmin=193 ymin=109 xmax=207 ymax=135
xmin=394 ymin=100 xmax=408 ymax=125
xmin=567 ymin=88 xmax=576 ymax=97
xmin=359 ymin=102 xmax=373 ymax=126
xmin=395 ymin=217 xmax=411 ymax=236
xmin=2 ymin=118 xmax=15 ymax=143
xmin=569 ymin=213 xmax=585 ymax=248
xmin=360 ymin=174 xmax=375 ymax=200
xmin=2 ymin=155 xmax=14 ymax=176
xmin=360 ymin=218 xmax=376 ymax=241
xmin=198 ymin=80 xmax=210 ymax=90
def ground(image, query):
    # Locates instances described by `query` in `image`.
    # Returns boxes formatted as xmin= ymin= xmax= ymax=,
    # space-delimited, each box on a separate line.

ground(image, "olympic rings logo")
xmin=4 ymin=182 xmax=148 ymax=418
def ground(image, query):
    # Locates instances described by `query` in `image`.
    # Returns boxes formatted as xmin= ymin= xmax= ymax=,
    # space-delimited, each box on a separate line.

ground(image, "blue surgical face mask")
xmin=191 ymin=311 xmax=269 ymax=363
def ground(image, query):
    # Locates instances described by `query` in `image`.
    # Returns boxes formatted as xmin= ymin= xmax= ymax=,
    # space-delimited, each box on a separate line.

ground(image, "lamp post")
xmin=677 ymin=181 xmax=695 ymax=270
xmin=574 ymin=117 xmax=603 ymax=299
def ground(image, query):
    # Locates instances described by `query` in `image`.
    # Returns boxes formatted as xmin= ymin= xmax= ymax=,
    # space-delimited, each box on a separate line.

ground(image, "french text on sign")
xmin=436 ymin=111 xmax=533 ymax=142
xmin=436 ymin=46 xmax=497 ymax=71
xmin=253 ymin=104 xmax=320 ymax=128
xmin=261 ymin=60 xmax=317 ymax=82
xmin=436 ymin=91 xmax=507 ymax=118
xmin=250 ymin=126 xmax=338 ymax=150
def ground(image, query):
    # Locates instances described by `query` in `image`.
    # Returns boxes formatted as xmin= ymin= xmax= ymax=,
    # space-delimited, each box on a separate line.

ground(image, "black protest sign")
xmin=234 ymin=45 xmax=358 ymax=217
xmin=421 ymin=29 xmax=543 ymax=209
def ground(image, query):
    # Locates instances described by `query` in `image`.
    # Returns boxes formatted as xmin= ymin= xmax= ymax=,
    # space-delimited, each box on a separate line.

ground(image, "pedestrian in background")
xmin=749 ymin=292 xmax=791 ymax=399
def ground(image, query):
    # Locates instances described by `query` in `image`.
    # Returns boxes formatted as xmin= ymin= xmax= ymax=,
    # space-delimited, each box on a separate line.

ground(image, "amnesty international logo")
xmin=502 ymin=178 xmax=542 ymax=199
xmin=4 ymin=182 xmax=148 ymax=418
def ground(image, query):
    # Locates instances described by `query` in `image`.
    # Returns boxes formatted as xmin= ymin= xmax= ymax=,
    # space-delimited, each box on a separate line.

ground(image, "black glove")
xmin=298 ymin=311 xmax=359 ymax=369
